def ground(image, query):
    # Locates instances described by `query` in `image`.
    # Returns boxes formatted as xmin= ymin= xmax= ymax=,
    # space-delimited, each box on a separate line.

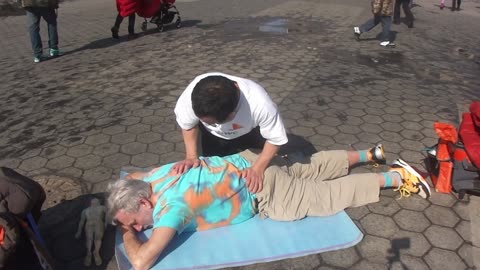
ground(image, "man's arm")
xmin=172 ymin=127 xmax=201 ymax=174
xmin=241 ymin=142 xmax=280 ymax=193
xmin=183 ymin=126 xmax=200 ymax=160
xmin=123 ymin=227 xmax=176 ymax=270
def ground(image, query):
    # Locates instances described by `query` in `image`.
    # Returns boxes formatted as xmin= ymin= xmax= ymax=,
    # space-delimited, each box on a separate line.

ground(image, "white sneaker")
xmin=33 ymin=55 xmax=47 ymax=63
xmin=380 ymin=41 xmax=396 ymax=47
xmin=353 ymin=27 xmax=361 ymax=41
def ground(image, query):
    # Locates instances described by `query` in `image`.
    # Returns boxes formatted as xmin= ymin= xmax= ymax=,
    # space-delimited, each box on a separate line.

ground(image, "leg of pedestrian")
xmin=43 ymin=8 xmax=60 ymax=56
xmin=127 ymin=14 xmax=137 ymax=39
xmin=354 ymin=16 xmax=380 ymax=41
xmin=379 ymin=16 xmax=395 ymax=47
xmin=402 ymin=0 xmax=414 ymax=28
xmin=393 ymin=0 xmax=402 ymax=24
xmin=111 ymin=13 xmax=123 ymax=39
xmin=26 ymin=7 xmax=44 ymax=62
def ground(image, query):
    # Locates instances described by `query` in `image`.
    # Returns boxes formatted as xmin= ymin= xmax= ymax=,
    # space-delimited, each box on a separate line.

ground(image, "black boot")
xmin=111 ymin=27 xmax=119 ymax=39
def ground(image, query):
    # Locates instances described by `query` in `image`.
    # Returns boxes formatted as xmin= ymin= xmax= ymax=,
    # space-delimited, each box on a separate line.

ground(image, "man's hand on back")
xmin=172 ymin=158 xmax=201 ymax=174
xmin=241 ymin=167 xmax=264 ymax=194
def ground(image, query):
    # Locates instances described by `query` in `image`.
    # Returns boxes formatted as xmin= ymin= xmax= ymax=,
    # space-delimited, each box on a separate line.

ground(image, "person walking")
xmin=20 ymin=0 xmax=61 ymax=63
xmin=394 ymin=0 xmax=414 ymax=28
xmin=112 ymin=0 xmax=138 ymax=39
xmin=353 ymin=0 xmax=395 ymax=47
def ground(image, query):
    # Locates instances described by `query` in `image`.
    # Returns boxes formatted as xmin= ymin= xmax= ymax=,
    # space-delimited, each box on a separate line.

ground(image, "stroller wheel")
xmin=157 ymin=24 xmax=164 ymax=32
xmin=141 ymin=22 xmax=148 ymax=32
xmin=175 ymin=18 xmax=181 ymax=28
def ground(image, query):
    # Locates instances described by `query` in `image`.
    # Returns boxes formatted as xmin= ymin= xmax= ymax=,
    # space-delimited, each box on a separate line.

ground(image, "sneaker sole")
xmin=373 ymin=144 xmax=386 ymax=164
xmin=393 ymin=159 xmax=431 ymax=198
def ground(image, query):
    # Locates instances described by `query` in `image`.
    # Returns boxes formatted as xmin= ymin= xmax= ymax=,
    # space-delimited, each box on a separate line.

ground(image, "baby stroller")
xmin=137 ymin=0 xmax=181 ymax=32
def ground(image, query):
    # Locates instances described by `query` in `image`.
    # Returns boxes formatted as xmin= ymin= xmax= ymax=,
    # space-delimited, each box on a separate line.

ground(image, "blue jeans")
xmin=25 ymin=7 xmax=58 ymax=57
xmin=359 ymin=15 xmax=391 ymax=42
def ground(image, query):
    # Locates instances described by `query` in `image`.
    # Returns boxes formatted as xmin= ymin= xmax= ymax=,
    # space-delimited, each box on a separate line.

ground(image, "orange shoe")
xmin=390 ymin=159 xmax=431 ymax=199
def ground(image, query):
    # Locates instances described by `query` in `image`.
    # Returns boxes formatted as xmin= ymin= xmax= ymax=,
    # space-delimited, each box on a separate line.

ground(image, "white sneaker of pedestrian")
xmin=353 ymin=27 xmax=361 ymax=41
xmin=379 ymin=41 xmax=396 ymax=47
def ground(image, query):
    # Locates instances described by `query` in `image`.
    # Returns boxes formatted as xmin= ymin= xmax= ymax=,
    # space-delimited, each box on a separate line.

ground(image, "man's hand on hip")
xmin=241 ymin=167 xmax=264 ymax=194
xmin=172 ymin=158 xmax=201 ymax=174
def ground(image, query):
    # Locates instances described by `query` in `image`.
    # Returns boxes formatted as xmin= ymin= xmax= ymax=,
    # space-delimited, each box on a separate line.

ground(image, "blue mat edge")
xmin=115 ymin=227 xmax=363 ymax=270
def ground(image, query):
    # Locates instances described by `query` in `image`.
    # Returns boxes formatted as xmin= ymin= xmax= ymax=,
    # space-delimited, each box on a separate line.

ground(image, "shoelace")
xmin=395 ymin=181 xmax=419 ymax=199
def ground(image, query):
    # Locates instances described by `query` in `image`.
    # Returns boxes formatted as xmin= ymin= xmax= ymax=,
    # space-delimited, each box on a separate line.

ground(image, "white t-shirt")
xmin=174 ymin=72 xmax=288 ymax=146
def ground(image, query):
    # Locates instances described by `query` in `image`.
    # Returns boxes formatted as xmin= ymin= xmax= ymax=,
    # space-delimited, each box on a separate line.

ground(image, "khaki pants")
xmin=240 ymin=149 xmax=380 ymax=221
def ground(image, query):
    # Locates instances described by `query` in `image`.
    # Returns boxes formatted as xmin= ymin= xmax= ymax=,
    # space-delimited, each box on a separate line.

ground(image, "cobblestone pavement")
xmin=1 ymin=0 xmax=480 ymax=269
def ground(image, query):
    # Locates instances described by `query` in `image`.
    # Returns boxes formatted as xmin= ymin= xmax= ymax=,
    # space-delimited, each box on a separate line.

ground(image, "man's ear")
xmin=139 ymin=198 xmax=153 ymax=209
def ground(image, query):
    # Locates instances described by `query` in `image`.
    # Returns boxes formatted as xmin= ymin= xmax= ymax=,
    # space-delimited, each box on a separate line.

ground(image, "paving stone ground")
xmin=1 ymin=0 xmax=480 ymax=269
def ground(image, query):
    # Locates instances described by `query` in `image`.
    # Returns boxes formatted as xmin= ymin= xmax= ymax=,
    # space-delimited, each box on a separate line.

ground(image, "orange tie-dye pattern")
xmin=196 ymin=195 xmax=242 ymax=230
xmin=148 ymin=155 xmax=255 ymax=232
xmin=184 ymin=187 xmax=215 ymax=211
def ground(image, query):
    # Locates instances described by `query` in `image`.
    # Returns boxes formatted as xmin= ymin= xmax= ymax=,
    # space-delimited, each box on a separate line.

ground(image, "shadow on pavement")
xmin=279 ymin=133 xmax=317 ymax=157
xmin=387 ymin=237 xmax=411 ymax=268
xmin=65 ymin=19 xmax=201 ymax=56
xmin=38 ymin=193 xmax=116 ymax=270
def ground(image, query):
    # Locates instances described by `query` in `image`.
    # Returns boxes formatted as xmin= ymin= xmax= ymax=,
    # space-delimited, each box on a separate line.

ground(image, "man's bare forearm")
xmin=253 ymin=142 xmax=280 ymax=172
xmin=123 ymin=229 xmax=146 ymax=269
xmin=122 ymin=227 xmax=177 ymax=270
xmin=182 ymin=126 xmax=199 ymax=159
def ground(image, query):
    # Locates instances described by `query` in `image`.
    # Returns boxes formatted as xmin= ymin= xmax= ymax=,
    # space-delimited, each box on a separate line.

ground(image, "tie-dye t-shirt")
xmin=142 ymin=154 xmax=256 ymax=233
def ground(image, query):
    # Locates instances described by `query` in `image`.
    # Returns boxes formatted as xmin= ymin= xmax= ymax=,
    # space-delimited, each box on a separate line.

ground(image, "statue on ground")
xmin=75 ymin=198 xmax=107 ymax=266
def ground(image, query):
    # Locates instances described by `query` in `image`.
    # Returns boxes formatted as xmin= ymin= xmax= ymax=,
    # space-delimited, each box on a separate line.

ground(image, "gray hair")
xmin=106 ymin=179 xmax=151 ymax=225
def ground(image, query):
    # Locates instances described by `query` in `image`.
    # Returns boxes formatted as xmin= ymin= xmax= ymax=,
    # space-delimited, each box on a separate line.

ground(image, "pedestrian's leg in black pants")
xmin=393 ymin=0 xmax=402 ymax=23
xmin=451 ymin=0 xmax=456 ymax=10
xmin=127 ymin=14 xmax=136 ymax=34
xmin=456 ymin=0 xmax=461 ymax=10
xmin=111 ymin=13 xmax=123 ymax=38
xmin=402 ymin=0 xmax=414 ymax=27
xmin=113 ymin=13 xmax=123 ymax=29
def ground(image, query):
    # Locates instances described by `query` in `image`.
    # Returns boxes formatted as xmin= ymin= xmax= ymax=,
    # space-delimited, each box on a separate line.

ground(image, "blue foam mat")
xmin=115 ymin=211 xmax=363 ymax=270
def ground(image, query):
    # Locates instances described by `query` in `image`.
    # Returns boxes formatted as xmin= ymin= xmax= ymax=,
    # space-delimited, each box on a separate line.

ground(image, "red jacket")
xmin=116 ymin=0 xmax=137 ymax=17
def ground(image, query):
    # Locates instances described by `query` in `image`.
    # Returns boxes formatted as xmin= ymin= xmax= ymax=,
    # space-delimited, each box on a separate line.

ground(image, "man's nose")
xmin=133 ymin=225 xmax=143 ymax=232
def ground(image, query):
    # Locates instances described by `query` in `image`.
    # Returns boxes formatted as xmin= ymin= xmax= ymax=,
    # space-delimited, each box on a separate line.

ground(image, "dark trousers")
xmin=113 ymin=13 xmax=136 ymax=34
xmin=359 ymin=15 xmax=392 ymax=42
xmin=25 ymin=7 xmax=58 ymax=58
xmin=394 ymin=0 xmax=414 ymax=23
xmin=199 ymin=125 xmax=265 ymax=157
xmin=452 ymin=0 xmax=461 ymax=9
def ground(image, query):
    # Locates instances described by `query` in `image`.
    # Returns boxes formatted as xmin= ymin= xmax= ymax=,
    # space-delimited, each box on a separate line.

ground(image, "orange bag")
xmin=429 ymin=122 xmax=459 ymax=193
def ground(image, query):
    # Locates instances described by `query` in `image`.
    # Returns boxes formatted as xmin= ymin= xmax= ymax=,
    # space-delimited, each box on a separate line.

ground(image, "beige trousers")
xmin=240 ymin=149 xmax=381 ymax=221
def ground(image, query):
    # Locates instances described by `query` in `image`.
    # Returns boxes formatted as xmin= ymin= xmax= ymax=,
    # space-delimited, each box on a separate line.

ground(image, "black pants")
xmin=199 ymin=126 xmax=265 ymax=157
xmin=394 ymin=0 xmax=414 ymax=23
xmin=113 ymin=13 xmax=136 ymax=34
xmin=452 ymin=0 xmax=461 ymax=9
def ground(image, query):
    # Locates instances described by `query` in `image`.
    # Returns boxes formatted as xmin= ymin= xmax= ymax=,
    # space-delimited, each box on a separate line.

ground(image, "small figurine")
xmin=75 ymin=198 xmax=107 ymax=266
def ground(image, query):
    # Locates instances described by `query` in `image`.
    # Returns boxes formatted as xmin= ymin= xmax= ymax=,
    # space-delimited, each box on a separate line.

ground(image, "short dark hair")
xmin=191 ymin=76 xmax=239 ymax=123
